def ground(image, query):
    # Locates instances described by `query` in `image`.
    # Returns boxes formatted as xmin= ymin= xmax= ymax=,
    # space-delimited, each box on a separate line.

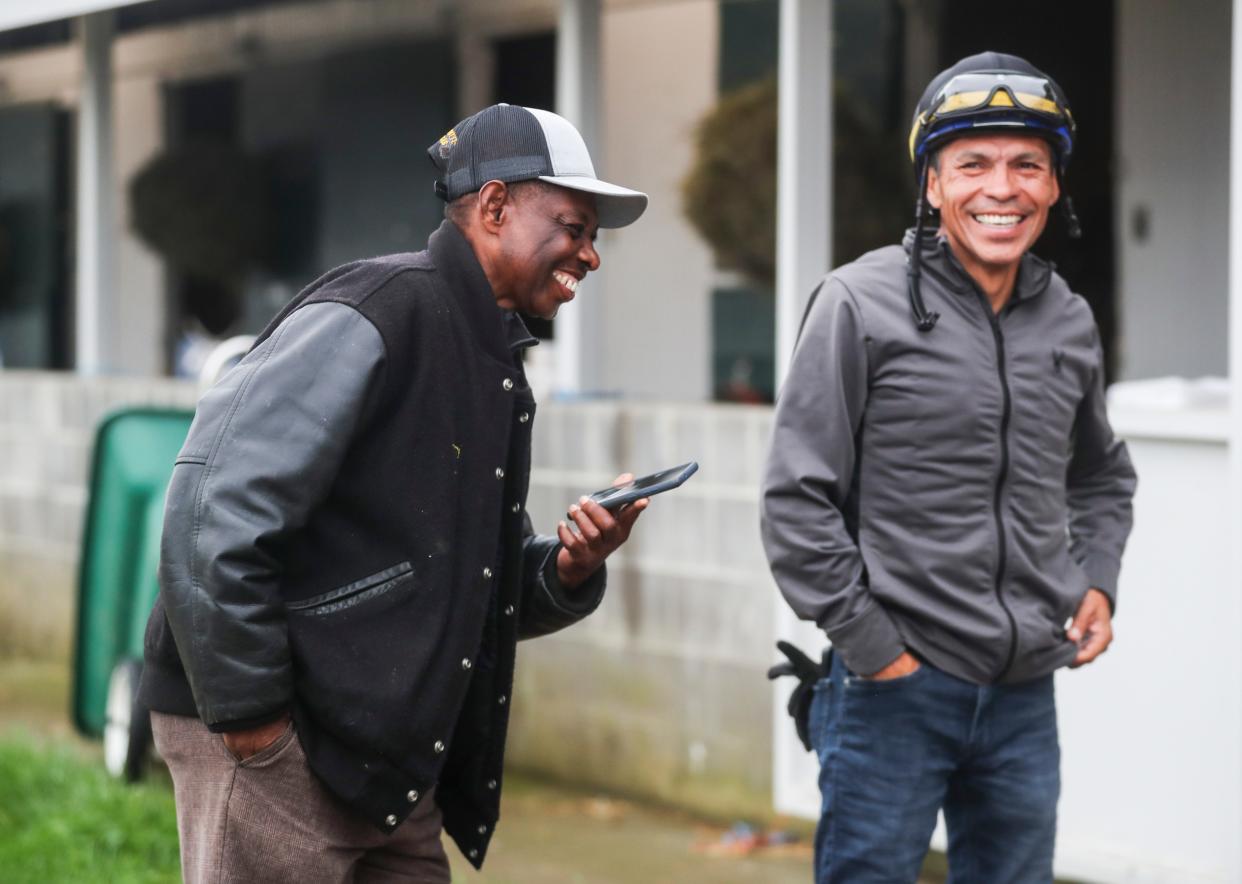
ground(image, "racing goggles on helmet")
xmin=909 ymin=73 xmax=1075 ymax=164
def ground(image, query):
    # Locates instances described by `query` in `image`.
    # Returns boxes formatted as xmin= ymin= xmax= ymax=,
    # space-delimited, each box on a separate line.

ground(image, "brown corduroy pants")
xmin=151 ymin=712 xmax=451 ymax=884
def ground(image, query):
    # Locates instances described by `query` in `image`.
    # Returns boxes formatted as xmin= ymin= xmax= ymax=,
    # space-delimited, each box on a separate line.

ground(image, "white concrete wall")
xmin=1116 ymin=0 xmax=1231 ymax=380
xmin=596 ymin=0 xmax=718 ymax=400
xmin=0 ymin=372 xmax=196 ymax=658
xmin=1053 ymin=420 xmax=1239 ymax=883
xmin=0 ymin=373 xmax=780 ymax=818
xmin=514 ymin=399 xmax=779 ymax=815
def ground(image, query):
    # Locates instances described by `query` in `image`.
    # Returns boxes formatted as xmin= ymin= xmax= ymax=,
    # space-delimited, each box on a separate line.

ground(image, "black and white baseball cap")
xmin=428 ymin=104 xmax=648 ymax=229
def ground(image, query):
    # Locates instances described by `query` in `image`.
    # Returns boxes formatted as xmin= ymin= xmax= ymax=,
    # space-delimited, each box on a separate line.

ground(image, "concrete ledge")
xmin=0 ymin=374 xmax=783 ymax=820
xmin=508 ymin=636 xmax=773 ymax=822
xmin=0 ymin=371 xmax=196 ymax=661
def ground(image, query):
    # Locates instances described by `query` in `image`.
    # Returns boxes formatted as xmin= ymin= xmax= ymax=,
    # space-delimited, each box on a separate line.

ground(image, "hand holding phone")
xmin=568 ymin=461 xmax=699 ymax=520
xmin=556 ymin=470 xmax=660 ymax=589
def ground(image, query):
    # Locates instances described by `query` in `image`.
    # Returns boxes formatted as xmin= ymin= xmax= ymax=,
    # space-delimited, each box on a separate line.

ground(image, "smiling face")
xmin=488 ymin=182 xmax=601 ymax=319
xmin=926 ymin=133 xmax=1060 ymax=281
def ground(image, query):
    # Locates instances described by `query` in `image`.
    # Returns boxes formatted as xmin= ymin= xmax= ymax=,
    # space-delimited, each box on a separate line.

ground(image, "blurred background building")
xmin=0 ymin=1 xmax=1238 ymax=881
xmin=0 ymin=0 xmax=1173 ymax=394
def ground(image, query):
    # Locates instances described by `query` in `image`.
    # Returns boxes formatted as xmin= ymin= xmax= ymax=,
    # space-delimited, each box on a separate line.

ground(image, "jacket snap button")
xmin=469 ymin=849 xmax=479 ymax=859
xmin=461 ymin=657 xmax=472 ymax=670
xmin=518 ymin=411 xmax=530 ymax=423
xmin=495 ymin=467 xmax=505 ymax=479
xmin=504 ymin=604 xmax=514 ymax=616
xmin=482 ymin=567 xmax=493 ymax=579
xmin=385 ymin=814 xmax=398 ymax=826
xmin=487 ymin=779 xmax=498 ymax=790
xmin=498 ymin=695 xmax=507 ymax=705
xmin=434 ymin=740 xmax=445 ymax=753
xmin=502 ymin=378 xmax=514 ymax=391
xmin=511 ymin=502 xmax=520 ymax=513
xmin=407 ymin=790 xmax=419 ymax=803
xmin=478 ymin=824 xmax=488 ymax=835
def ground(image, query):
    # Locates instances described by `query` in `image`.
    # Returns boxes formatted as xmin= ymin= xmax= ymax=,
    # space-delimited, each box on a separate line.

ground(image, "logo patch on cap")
xmin=437 ymin=128 xmax=458 ymax=159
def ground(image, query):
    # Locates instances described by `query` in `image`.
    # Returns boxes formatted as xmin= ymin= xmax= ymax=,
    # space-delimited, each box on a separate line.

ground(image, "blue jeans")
xmin=809 ymin=653 xmax=1060 ymax=884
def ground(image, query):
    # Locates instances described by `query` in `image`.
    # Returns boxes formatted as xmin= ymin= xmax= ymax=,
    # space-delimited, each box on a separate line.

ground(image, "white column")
xmin=1228 ymin=2 xmax=1242 ymax=879
xmin=771 ymin=0 xmax=833 ymax=820
xmin=74 ymin=11 xmax=115 ymax=375
xmin=554 ymin=0 xmax=602 ymax=396
xmin=774 ymin=0 xmax=831 ymax=386
xmin=455 ymin=26 xmax=493 ymax=120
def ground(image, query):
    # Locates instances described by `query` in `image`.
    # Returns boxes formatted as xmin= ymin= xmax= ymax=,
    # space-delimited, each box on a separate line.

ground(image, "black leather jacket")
xmin=140 ymin=221 xmax=605 ymax=867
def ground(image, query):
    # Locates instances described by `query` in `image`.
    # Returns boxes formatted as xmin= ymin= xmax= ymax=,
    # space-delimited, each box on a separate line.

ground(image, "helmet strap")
xmin=1056 ymin=167 xmax=1083 ymax=239
xmin=1061 ymin=195 xmax=1083 ymax=239
xmin=908 ymin=158 xmax=940 ymax=332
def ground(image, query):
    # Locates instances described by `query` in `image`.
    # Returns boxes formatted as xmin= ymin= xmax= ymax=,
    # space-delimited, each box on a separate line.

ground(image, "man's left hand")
xmin=1068 ymin=588 xmax=1113 ymax=666
xmin=556 ymin=473 xmax=648 ymax=589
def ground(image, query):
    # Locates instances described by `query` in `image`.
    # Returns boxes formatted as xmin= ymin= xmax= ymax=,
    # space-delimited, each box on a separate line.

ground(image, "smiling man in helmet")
xmin=762 ymin=53 xmax=1136 ymax=882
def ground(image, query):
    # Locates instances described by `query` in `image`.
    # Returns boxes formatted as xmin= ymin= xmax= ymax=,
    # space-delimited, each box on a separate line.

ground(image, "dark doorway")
xmin=937 ymin=2 xmax=1117 ymax=377
xmin=0 ymin=104 xmax=71 ymax=369
xmin=493 ymin=32 xmax=556 ymax=110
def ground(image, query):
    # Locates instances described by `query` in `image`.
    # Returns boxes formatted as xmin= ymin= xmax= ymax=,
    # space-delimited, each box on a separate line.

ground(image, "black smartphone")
xmin=569 ymin=461 xmax=699 ymax=519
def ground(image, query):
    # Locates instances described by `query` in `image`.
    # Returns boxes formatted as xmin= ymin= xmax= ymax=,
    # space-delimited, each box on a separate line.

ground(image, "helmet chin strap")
xmin=1061 ymin=197 xmax=1083 ymax=239
xmin=1056 ymin=167 xmax=1083 ymax=239
xmin=907 ymin=158 xmax=941 ymax=332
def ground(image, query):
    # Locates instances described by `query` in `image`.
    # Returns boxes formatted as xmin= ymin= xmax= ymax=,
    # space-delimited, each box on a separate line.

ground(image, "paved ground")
xmin=447 ymin=779 xmax=814 ymax=884
xmin=3 ymin=658 xmax=948 ymax=884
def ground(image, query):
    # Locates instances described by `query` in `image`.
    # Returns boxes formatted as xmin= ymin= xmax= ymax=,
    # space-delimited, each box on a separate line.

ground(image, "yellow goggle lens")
xmin=937 ymin=89 xmax=1062 ymax=117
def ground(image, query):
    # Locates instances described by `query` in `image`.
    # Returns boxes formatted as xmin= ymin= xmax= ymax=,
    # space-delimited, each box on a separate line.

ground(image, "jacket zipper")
xmin=975 ymin=292 xmax=1019 ymax=680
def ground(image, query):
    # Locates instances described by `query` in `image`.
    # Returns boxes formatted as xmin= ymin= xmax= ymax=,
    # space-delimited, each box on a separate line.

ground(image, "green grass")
xmin=0 ymin=732 xmax=180 ymax=883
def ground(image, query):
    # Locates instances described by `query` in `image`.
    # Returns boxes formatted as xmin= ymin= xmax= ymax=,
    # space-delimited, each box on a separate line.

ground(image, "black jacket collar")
xmin=428 ymin=220 xmax=537 ymax=363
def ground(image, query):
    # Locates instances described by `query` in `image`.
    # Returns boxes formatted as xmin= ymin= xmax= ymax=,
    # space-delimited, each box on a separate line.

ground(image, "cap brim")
xmin=537 ymin=175 xmax=649 ymax=228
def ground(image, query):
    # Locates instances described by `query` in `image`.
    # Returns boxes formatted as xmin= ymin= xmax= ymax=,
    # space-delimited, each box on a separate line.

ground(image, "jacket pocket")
xmin=286 ymin=562 xmax=414 ymax=615
xmin=285 ymin=561 xmax=434 ymax=762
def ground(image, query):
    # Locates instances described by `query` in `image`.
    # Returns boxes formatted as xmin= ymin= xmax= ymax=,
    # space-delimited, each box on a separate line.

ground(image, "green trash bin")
xmin=72 ymin=407 xmax=194 ymax=781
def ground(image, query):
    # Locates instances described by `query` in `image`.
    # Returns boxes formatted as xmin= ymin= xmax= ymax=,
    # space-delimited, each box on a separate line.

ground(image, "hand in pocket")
xmin=222 ymin=714 xmax=291 ymax=761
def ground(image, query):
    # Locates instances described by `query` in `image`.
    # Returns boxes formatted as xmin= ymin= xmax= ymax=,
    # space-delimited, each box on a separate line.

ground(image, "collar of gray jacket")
xmin=901 ymin=227 xmax=1054 ymax=303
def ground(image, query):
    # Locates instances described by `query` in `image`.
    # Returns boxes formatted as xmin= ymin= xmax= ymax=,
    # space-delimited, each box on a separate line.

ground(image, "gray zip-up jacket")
xmin=761 ymin=232 xmax=1136 ymax=684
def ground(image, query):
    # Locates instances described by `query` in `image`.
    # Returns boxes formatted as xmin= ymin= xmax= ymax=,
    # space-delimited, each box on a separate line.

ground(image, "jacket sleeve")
xmin=159 ymin=302 xmax=387 ymax=731
xmin=760 ymin=278 xmax=905 ymax=677
xmin=1066 ymin=327 xmax=1137 ymax=611
xmin=516 ymin=511 xmax=607 ymax=640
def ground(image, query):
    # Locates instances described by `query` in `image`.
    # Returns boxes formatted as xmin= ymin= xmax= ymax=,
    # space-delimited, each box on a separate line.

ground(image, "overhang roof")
xmin=0 ymin=1 xmax=150 ymax=32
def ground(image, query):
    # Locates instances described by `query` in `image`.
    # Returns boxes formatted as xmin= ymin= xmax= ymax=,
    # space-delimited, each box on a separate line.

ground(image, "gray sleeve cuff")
xmin=1082 ymin=553 xmax=1121 ymax=613
xmin=822 ymin=600 xmax=905 ymax=676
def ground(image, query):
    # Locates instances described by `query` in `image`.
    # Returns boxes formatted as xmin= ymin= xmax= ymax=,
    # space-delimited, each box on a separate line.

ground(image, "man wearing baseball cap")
xmin=763 ymin=53 xmax=1136 ymax=882
xmin=140 ymin=104 xmax=648 ymax=882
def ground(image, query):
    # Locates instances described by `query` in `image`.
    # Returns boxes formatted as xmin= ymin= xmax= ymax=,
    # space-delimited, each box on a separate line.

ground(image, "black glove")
xmin=766 ymin=640 xmax=831 ymax=752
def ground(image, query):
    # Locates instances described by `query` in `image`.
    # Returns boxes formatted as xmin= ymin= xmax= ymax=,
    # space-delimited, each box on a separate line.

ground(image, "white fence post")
xmin=771 ymin=0 xmax=832 ymax=819
xmin=74 ymin=10 xmax=115 ymax=375
xmin=554 ymin=0 xmax=603 ymax=396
